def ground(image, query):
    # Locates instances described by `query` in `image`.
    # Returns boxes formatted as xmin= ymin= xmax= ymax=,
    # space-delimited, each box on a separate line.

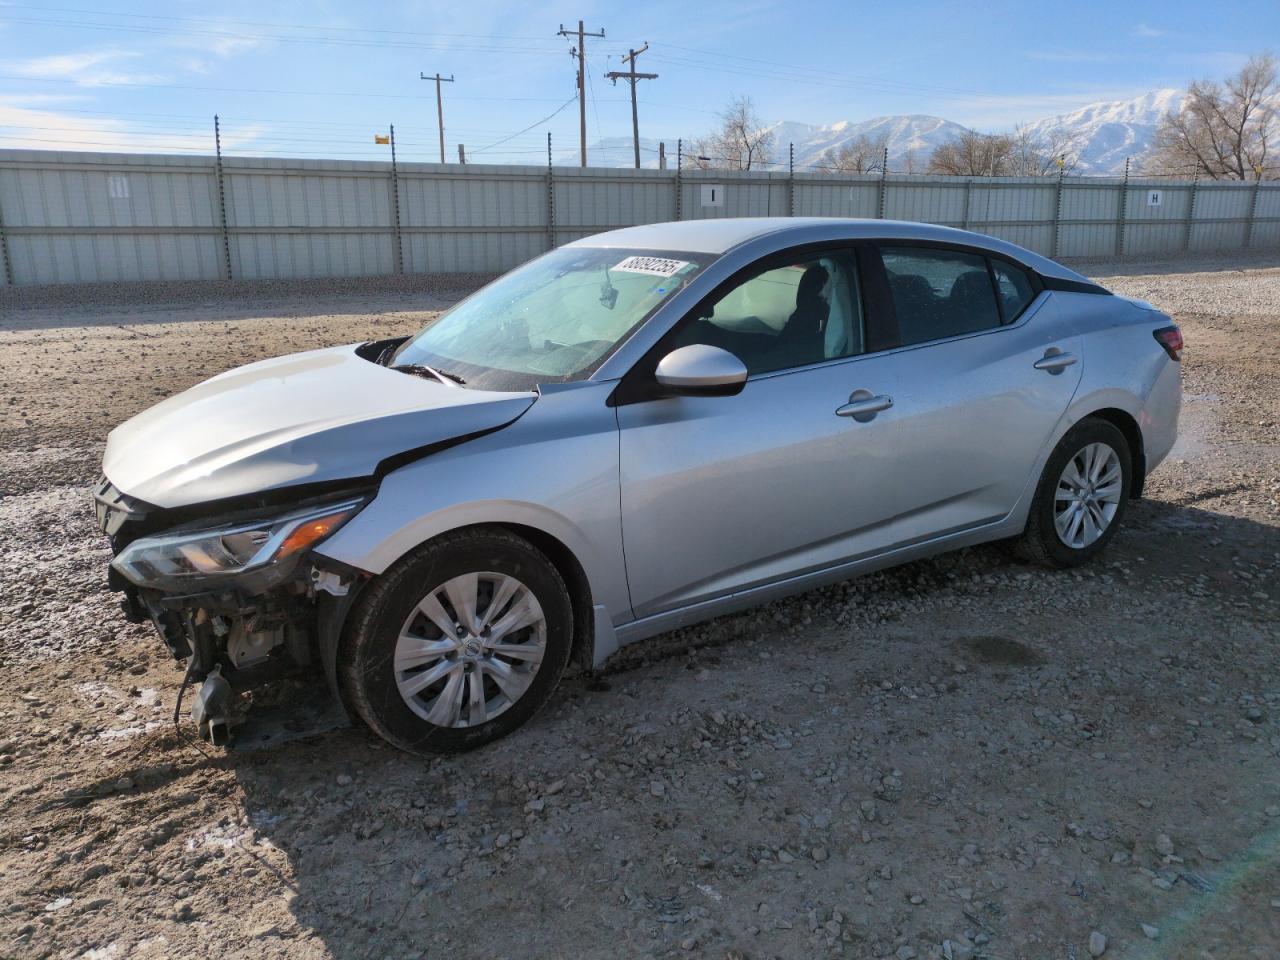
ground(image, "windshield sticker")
xmin=613 ymin=255 xmax=691 ymax=277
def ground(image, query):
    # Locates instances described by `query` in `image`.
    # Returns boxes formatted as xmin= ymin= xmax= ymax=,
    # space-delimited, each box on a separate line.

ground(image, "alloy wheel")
xmin=1054 ymin=441 xmax=1123 ymax=549
xmin=393 ymin=571 xmax=546 ymax=728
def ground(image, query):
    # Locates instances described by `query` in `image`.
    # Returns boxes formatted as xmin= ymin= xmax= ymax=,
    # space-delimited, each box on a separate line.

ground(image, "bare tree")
xmin=689 ymin=95 xmax=776 ymax=171
xmin=1147 ymin=53 xmax=1277 ymax=180
xmin=927 ymin=126 xmax=1078 ymax=177
xmin=927 ymin=130 xmax=1015 ymax=176
xmin=818 ymin=132 xmax=889 ymax=174
xmin=1046 ymin=128 xmax=1082 ymax=174
xmin=1008 ymin=125 xmax=1080 ymax=176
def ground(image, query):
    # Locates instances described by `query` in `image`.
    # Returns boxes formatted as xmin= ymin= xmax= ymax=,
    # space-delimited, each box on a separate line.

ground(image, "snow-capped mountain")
xmin=1018 ymin=89 xmax=1182 ymax=173
xmin=762 ymin=115 xmax=971 ymax=169
xmin=569 ymin=89 xmax=1186 ymax=174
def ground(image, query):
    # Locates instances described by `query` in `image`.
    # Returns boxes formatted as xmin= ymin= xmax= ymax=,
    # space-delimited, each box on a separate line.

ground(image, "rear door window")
xmin=879 ymin=247 xmax=1001 ymax=346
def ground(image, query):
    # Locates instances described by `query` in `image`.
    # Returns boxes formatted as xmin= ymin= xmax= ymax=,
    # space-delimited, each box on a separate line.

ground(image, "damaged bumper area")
xmin=95 ymin=477 xmax=370 ymax=745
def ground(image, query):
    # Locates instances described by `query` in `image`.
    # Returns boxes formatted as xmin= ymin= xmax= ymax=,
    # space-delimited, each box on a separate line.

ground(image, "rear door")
xmin=873 ymin=245 xmax=1083 ymax=542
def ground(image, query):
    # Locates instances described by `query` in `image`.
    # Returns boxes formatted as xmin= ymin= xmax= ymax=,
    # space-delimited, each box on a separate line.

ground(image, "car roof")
xmin=568 ymin=217 xmax=1090 ymax=284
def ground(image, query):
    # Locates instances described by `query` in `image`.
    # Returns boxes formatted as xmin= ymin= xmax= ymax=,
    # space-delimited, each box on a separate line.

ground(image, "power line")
xmin=0 ymin=116 xmax=555 ymax=143
xmin=0 ymin=4 xmax=975 ymax=95
xmin=645 ymin=50 xmax=993 ymax=103
xmin=586 ymin=57 xmax=605 ymax=162
xmin=0 ymin=136 xmax=396 ymax=156
xmin=651 ymin=41 xmax=992 ymax=100
xmin=0 ymin=124 xmax=560 ymax=148
xmin=0 ymin=135 xmax=226 ymax=152
xmin=0 ymin=10 xmax=1081 ymax=136
xmin=201 ymin=121 xmax=545 ymax=137
xmin=0 ymin=74 xmax=592 ymax=103
xmin=471 ymin=94 xmax=578 ymax=155
xmin=0 ymin=101 xmax=713 ymax=127
xmin=0 ymin=14 xmax=582 ymax=56
xmin=63 ymin=117 xmax=661 ymax=152
xmin=1 ymin=4 xmax=558 ymax=42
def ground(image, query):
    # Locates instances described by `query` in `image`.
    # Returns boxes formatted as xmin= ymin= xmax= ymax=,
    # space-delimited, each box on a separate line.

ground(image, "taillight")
xmin=1153 ymin=325 xmax=1183 ymax=362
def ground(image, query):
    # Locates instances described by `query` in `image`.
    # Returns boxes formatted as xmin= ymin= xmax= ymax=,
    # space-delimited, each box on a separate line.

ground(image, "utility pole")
xmin=558 ymin=20 xmax=605 ymax=167
xmin=419 ymin=72 xmax=454 ymax=163
xmin=605 ymin=42 xmax=657 ymax=169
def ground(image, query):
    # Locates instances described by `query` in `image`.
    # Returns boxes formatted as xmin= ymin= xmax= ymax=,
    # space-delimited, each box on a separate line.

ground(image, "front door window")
xmin=670 ymin=253 xmax=864 ymax=375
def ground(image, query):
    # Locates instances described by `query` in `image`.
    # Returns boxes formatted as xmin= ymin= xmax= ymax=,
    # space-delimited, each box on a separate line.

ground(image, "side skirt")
xmin=603 ymin=516 xmax=1022 ymax=660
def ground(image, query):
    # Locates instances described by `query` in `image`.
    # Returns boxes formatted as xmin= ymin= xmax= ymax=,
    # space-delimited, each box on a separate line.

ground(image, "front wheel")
xmin=339 ymin=529 xmax=573 ymax=754
xmin=1015 ymin=418 xmax=1132 ymax=568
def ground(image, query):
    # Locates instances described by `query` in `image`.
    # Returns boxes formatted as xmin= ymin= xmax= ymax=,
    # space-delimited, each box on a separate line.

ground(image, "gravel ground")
xmin=1 ymin=253 xmax=1278 ymax=960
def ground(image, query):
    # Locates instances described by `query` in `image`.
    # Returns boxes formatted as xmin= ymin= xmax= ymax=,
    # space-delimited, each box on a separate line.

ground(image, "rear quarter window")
xmin=991 ymin=260 xmax=1037 ymax=321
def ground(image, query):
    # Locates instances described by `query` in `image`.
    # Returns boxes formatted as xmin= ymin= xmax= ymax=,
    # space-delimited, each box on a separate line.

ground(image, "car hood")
xmin=103 ymin=344 xmax=536 ymax=509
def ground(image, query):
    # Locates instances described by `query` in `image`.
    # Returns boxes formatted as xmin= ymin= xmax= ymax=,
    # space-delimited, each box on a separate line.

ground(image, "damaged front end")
xmin=92 ymin=338 xmax=540 ymax=746
xmin=95 ymin=478 xmax=371 ymax=745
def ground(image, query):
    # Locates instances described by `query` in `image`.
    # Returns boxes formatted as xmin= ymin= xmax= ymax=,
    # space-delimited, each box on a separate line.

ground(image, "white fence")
xmin=1 ymin=148 xmax=1278 ymax=286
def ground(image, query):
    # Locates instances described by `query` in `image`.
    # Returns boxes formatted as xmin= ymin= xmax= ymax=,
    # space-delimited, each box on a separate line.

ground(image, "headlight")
xmin=111 ymin=498 xmax=365 ymax=591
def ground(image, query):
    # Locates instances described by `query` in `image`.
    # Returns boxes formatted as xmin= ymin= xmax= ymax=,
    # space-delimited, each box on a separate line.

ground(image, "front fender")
xmin=312 ymin=380 xmax=632 ymax=644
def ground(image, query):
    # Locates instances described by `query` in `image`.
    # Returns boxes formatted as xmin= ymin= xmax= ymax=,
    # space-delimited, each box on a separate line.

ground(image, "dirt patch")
xmin=960 ymin=635 xmax=1045 ymax=666
xmin=1 ymin=252 xmax=1279 ymax=960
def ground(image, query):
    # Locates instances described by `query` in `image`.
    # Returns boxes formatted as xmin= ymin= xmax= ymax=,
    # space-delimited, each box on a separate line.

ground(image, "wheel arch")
xmin=483 ymin=521 xmax=598 ymax=671
xmin=1078 ymin=406 xmax=1146 ymax=498
xmin=317 ymin=515 xmax=610 ymax=696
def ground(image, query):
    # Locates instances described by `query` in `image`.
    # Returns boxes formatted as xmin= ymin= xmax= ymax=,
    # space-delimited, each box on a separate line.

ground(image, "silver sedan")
xmin=97 ymin=218 xmax=1182 ymax=752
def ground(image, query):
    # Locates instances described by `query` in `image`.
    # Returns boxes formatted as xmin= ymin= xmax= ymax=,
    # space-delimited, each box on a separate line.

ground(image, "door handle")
xmin=1034 ymin=350 xmax=1078 ymax=373
xmin=836 ymin=390 xmax=893 ymax=422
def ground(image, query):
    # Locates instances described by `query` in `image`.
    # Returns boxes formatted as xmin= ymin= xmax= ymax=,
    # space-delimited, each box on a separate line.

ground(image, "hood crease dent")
xmin=103 ymin=344 xmax=537 ymax=509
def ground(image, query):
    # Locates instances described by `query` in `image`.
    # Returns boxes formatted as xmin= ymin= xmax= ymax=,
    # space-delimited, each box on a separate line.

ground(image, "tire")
xmin=339 ymin=528 xmax=573 ymax=755
xmin=1014 ymin=418 xmax=1132 ymax=569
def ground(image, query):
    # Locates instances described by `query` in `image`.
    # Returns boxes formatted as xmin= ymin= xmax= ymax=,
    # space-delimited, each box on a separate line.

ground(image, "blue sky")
xmin=0 ymin=0 xmax=1273 ymax=164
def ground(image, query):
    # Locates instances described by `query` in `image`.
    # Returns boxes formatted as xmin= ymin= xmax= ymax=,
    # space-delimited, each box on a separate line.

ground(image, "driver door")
xmin=615 ymin=248 xmax=904 ymax=620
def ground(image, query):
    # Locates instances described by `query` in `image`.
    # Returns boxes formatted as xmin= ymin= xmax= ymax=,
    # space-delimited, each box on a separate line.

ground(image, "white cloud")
xmin=209 ymin=35 xmax=267 ymax=58
xmin=7 ymin=49 xmax=170 ymax=86
xmin=1134 ymin=23 xmax=1166 ymax=39
xmin=166 ymin=33 xmax=267 ymax=59
xmin=0 ymin=92 xmax=91 ymax=106
xmin=8 ymin=29 xmax=261 ymax=92
xmin=77 ymin=72 xmax=171 ymax=87
xmin=0 ymin=102 xmax=268 ymax=154
xmin=12 ymin=50 xmax=137 ymax=79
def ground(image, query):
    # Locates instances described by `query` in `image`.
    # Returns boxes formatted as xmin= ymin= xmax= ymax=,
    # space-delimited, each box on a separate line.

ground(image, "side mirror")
xmin=653 ymin=344 xmax=748 ymax=397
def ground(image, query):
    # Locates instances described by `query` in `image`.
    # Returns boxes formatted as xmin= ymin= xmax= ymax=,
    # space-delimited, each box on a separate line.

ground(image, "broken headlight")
xmin=111 ymin=498 xmax=365 ymax=592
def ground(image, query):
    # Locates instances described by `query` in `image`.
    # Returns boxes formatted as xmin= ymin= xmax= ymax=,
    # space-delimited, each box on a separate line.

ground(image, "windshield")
xmin=392 ymin=246 xmax=713 ymax=391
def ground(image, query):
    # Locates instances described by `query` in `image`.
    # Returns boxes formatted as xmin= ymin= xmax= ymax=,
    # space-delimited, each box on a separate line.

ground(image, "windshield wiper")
xmin=392 ymin=363 xmax=467 ymax=386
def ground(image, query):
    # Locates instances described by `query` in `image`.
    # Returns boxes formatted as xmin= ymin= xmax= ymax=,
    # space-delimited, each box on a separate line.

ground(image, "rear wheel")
xmin=1015 ymin=418 xmax=1131 ymax=568
xmin=340 ymin=529 xmax=573 ymax=754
